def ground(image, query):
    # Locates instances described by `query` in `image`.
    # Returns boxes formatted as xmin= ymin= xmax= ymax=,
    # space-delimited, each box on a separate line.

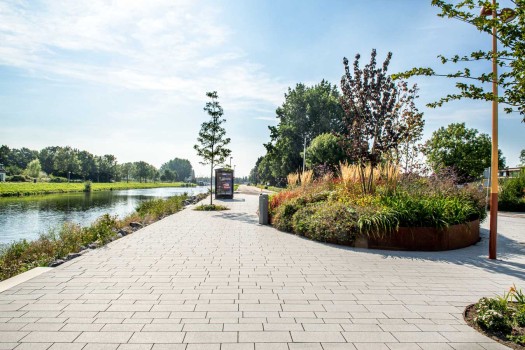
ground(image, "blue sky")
xmin=0 ymin=0 xmax=523 ymax=177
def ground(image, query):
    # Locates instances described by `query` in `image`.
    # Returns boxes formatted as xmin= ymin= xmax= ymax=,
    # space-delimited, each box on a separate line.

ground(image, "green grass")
xmin=0 ymin=194 xmax=189 ymax=281
xmin=0 ymin=181 xmax=195 ymax=197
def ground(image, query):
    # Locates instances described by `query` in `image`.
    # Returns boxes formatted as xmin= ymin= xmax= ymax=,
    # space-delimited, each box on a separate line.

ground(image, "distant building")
xmin=0 ymin=163 xmax=6 ymax=182
xmin=499 ymin=166 xmax=524 ymax=178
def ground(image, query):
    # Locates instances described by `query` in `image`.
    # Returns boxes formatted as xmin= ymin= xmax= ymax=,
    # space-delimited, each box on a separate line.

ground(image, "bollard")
xmin=259 ymin=193 xmax=269 ymax=225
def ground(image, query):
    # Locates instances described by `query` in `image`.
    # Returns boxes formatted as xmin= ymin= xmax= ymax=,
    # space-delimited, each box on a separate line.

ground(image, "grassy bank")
xmin=0 ymin=193 xmax=208 ymax=281
xmin=0 ymin=181 xmax=195 ymax=197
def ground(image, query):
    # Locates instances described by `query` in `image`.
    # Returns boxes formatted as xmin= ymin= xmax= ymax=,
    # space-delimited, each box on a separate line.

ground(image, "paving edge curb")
xmin=0 ymin=266 xmax=53 ymax=293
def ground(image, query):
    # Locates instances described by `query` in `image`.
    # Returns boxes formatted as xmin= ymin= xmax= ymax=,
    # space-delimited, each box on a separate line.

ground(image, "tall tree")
xmin=263 ymin=80 xmax=344 ymax=183
xmin=25 ymin=159 xmax=42 ymax=178
xmin=305 ymin=133 xmax=348 ymax=173
xmin=160 ymin=158 xmax=193 ymax=181
xmin=53 ymin=147 xmax=80 ymax=178
xmin=194 ymin=91 xmax=231 ymax=205
xmin=77 ymin=150 xmax=97 ymax=180
xmin=520 ymin=149 xmax=525 ymax=166
xmin=393 ymin=0 xmax=525 ymax=122
xmin=424 ymin=123 xmax=506 ymax=182
xmin=339 ymin=49 xmax=422 ymax=193
xmin=38 ymin=146 xmax=60 ymax=175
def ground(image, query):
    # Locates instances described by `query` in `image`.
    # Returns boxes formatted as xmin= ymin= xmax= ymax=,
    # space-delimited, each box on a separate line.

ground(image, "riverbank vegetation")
xmin=0 ymin=193 xmax=207 ymax=281
xmin=0 ymin=181 xmax=195 ymax=197
xmin=270 ymin=165 xmax=486 ymax=245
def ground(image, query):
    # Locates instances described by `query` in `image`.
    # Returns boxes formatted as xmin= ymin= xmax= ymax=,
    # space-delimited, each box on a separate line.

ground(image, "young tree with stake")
xmin=194 ymin=91 xmax=231 ymax=205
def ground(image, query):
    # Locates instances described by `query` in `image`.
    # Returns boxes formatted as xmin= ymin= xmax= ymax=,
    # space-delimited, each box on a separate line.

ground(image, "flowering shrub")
xmin=473 ymin=286 xmax=525 ymax=345
xmin=475 ymin=297 xmax=513 ymax=333
xmin=270 ymin=166 xmax=486 ymax=244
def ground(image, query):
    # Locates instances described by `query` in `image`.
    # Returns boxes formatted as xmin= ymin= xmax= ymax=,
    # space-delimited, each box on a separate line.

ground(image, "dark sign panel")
xmin=215 ymin=168 xmax=234 ymax=199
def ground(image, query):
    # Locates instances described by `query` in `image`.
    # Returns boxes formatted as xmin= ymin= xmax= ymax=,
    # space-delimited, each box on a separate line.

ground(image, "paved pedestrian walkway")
xmin=1 ymin=192 xmax=524 ymax=350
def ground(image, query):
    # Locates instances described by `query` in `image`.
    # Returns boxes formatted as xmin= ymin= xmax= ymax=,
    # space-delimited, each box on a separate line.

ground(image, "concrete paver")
xmin=1 ymin=192 xmax=524 ymax=349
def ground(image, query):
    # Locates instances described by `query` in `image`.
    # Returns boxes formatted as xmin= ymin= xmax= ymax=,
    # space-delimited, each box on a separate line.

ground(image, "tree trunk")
xmin=210 ymin=161 xmax=213 ymax=206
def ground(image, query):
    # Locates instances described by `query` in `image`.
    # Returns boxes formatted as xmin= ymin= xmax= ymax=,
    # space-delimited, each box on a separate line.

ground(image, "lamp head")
xmin=500 ymin=8 xmax=517 ymax=23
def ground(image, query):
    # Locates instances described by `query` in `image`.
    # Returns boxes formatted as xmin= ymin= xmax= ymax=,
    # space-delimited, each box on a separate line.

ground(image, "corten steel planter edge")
xmin=360 ymin=219 xmax=480 ymax=251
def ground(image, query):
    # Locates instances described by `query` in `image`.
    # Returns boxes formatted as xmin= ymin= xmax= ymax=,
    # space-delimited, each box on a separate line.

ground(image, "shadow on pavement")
xmin=329 ymin=227 xmax=525 ymax=280
xmin=214 ymin=211 xmax=259 ymax=225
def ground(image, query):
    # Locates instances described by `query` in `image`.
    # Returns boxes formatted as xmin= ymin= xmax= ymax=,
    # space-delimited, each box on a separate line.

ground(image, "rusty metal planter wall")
xmin=354 ymin=220 xmax=480 ymax=251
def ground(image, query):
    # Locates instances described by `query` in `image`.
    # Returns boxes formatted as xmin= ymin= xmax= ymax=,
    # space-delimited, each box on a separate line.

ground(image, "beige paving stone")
xmin=129 ymin=331 xmax=185 ymax=344
xmin=47 ymin=344 xmax=86 ymax=350
xmin=13 ymin=343 xmax=52 ymax=350
xmin=0 ymin=194 xmax=523 ymax=350
xmin=75 ymin=331 xmax=133 ymax=343
xmin=117 ymin=345 xmax=153 ymax=350
xmin=291 ymin=332 xmax=346 ymax=343
xmin=20 ymin=331 xmax=79 ymax=343
xmin=183 ymin=331 xmax=237 ymax=343
xmin=221 ymin=344 xmax=254 ymax=350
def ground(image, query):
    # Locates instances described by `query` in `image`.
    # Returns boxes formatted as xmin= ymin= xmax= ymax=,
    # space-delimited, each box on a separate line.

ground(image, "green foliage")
xmin=475 ymin=297 xmax=513 ymax=333
xmin=299 ymin=202 xmax=358 ymax=244
xmin=393 ymin=0 xmax=525 ymax=121
xmin=257 ymin=80 xmax=344 ymax=185
xmin=83 ymin=181 xmax=92 ymax=192
xmin=520 ymin=149 xmax=525 ymax=166
xmin=2 ymin=144 xmax=164 ymax=183
xmin=291 ymin=204 xmax=319 ymax=236
xmin=508 ymin=334 xmax=525 ymax=345
xmin=499 ymin=169 xmax=525 ymax=212
xmin=25 ymin=159 xmax=41 ymax=178
xmin=305 ymin=133 xmax=347 ymax=172
xmin=272 ymin=199 xmax=301 ymax=232
xmin=8 ymin=174 xmax=31 ymax=182
xmin=379 ymin=192 xmax=482 ymax=229
xmin=270 ymin=170 xmax=486 ymax=245
xmin=423 ymin=123 xmax=505 ymax=183
xmin=194 ymin=91 xmax=231 ymax=205
xmin=160 ymin=169 xmax=177 ymax=182
xmin=160 ymin=158 xmax=193 ymax=182
xmin=472 ymin=286 xmax=525 ymax=345
xmin=516 ymin=306 xmax=525 ymax=327
xmin=193 ymin=204 xmax=229 ymax=211
xmin=136 ymin=195 xmax=187 ymax=220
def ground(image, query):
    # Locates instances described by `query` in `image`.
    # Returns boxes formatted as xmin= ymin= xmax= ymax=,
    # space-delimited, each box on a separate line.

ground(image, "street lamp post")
xmin=480 ymin=2 xmax=516 ymax=260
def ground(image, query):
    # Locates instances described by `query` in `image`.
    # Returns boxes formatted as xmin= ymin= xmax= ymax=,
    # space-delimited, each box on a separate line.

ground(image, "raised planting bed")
xmin=354 ymin=220 xmax=480 ymax=251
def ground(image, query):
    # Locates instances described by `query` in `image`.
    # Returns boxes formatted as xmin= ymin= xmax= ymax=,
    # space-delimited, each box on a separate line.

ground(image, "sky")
xmin=0 ymin=0 xmax=523 ymax=177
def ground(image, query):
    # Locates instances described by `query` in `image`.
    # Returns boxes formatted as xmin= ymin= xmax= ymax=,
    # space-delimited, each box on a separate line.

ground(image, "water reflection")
xmin=0 ymin=186 xmax=208 ymax=244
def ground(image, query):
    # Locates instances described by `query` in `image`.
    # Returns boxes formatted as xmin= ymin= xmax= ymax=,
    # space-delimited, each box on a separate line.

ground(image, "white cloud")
xmin=0 ymin=0 xmax=287 ymax=105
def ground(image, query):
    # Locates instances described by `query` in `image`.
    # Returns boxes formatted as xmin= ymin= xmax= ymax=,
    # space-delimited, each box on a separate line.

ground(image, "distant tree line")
xmin=0 ymin=145 xmax=194 ymax=183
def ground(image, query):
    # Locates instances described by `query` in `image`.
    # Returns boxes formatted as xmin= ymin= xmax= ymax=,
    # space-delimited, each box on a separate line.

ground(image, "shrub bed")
xmin=465 ymin=285 xmax=525 ymax=348
xmin=270 ymin=168 xmax=486 ymax=247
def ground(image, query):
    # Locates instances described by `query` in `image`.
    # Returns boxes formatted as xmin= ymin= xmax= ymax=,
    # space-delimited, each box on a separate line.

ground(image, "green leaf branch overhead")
xmin=392 ymin=0 xmax=525 ymax=121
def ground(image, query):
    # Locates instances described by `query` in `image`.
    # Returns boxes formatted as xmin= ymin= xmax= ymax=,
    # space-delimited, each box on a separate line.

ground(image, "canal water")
xmin=0 ymin=186 xmax=209 ymax=245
